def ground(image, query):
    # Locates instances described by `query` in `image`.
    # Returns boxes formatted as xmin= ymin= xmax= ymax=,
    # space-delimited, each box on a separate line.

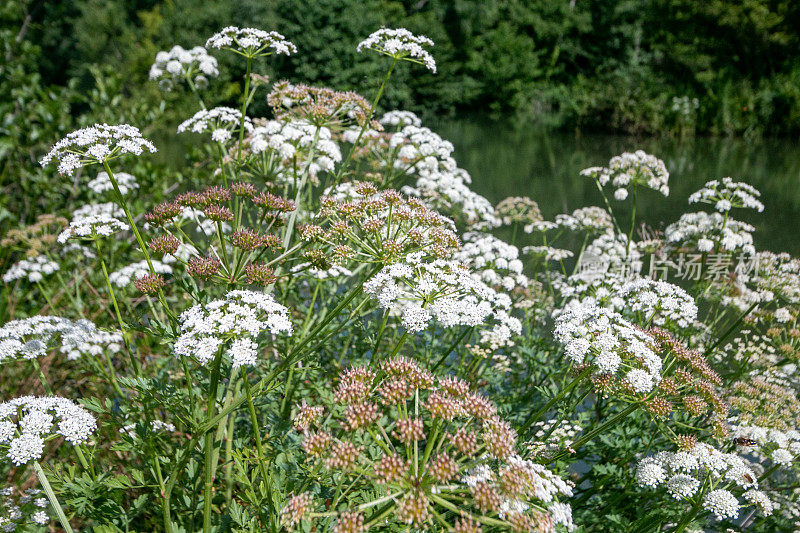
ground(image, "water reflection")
xmin=432 ymin=120 xmax=800 ymax=255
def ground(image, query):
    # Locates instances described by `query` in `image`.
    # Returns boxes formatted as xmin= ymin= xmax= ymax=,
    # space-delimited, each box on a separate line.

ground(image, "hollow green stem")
xmin=519 ymin=367 xmax=591 ymax=437
xmin=101 ymin=161 xmax=176 ymax=327
xmin=33 ymin=461 xmax=74 ymax=533
xmin=546 ymin=402 xmax=640 ymax=464
xmin=333 ymin=57 xmax=398 ymax=186
xmin=236 ymin=57 xmax=252 ymax=161
xmin=31 ymin=358 xmax=53 ymax=395
xmin=202 ymin=349 xmax=225 ymax=533
xmin=94 ymin=238 xmax=140 ymax=375
xmin=35 ymin=280 xmax=56 ymax=313
xmin=671 ymin=493 xmax=704 ymax=533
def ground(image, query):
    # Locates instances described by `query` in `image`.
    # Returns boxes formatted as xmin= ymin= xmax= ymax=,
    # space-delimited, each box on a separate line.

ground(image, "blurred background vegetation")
xmin=6 ymin=0 xmax=800 ymax=137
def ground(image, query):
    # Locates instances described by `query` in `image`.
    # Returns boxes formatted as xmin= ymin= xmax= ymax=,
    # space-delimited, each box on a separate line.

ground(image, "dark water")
xmin=433 ymin=120 xmax=800 ymax=256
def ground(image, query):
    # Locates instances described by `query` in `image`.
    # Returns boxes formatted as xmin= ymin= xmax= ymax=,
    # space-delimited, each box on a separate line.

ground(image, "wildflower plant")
xmin=290 ymin=358 xmax=574 ymax=531
xmin=356 ymin=28 xmax=437 ymax=73
xmin=636 ymin=442 xmax=773 ymax=526
xmin=150 ymin=45 xmax=219 ymax=96
xmin=4 ymin=20 xmax=800 ymax=533
xmin=688 ymin=177 xmax=764 ymax=213
xmin=0 ymin=486 xmax=51 ymax=531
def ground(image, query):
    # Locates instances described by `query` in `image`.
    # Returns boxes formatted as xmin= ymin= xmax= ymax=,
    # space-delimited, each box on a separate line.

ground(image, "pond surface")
xmin=432 ymin=120 xmax=800 ymax=256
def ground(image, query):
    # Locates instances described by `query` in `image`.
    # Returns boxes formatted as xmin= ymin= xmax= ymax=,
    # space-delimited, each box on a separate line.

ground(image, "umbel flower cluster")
xmin=357 ymin=28 xmax=437 ymax=72
xmin=205 ymin=26 xmax=297 ymax=57
xmin=636 ymin=442 xmax=773 ymax=521
xmin=2 ymin=255 xmax=60 ymax=284
xmin=364 ymin=252 xmax=521 ymax=348
xmin=0 ymin=486 xmax=51 ymax=531
xmin=149 ymin=45 xmax=219 ymax=92
xmin=0 ymin=316 xmax=122 ymax=364
xmin=300 ymin=183 xmax=460 ymax=266
xmin=7 ymin=20 xmax=800 ymax=533
xmin=688 ymin=177 xmax=765 ymax=213
xmin=0 ymin=396 xmax=96 ymax=466
xmin=39 ymin=124 xmax=157 ymax=176
xmin=580 ymin=150 xmax=669 ymax=200
xmin=178 ymin=106 xmax=253 ymax=143
xmin=287 ymin=358 xmax=574 ymax=531
xmin=554 ymin=303 xmax=663 ymax=394
xmin=173 ymin=290 xmax=292 ymax=367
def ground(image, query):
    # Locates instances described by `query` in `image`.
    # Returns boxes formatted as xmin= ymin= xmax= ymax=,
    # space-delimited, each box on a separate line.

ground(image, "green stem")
xmin=519 ymin=367 xmax=591 ymax=437
xmin=236 ymin=57 xmax=252 ymax=161
xmin=31 ymin=358 xmax=53 ymax=395
xmin=431 ymin=327 xmax=473 ymax=372
xmin=162 ymin=434 xmax=201 ymax=533
xmin=202 ymin=349 xmax=225 ymax=533
xmin=592 ymin=178 xmax=624 ymax=237
xmin=242 ymin=368 xmax=273 ymax=492
xmin=33 ymin=461 xmax=74 ymax=533
xmin=102 ymin=161 xmax=176 ymax=327
xmin=74 ymin=445 xmax=96 ymax=481
xmin=671 ymin=494 xmax=704 ymax=533
xmin=546 ymin=402 xmax=640 ymax=464
xmin=35 ymin=280 xmax=56 ymax=313
xmin=333 ymin=58 xmax=397 ymax=185
xmin=94 ymin=238 xmax=140 ymax=375
xmin=703 ymin=301 xmax=758 ymax=357
xmin=627 ymin=184 xmax=637 ymax=259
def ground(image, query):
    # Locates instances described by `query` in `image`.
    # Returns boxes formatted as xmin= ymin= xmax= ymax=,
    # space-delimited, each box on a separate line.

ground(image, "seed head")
xmin=393 ymin=417 xmax=424 ymax=443
xmin=187 ymin=256 xmax=222 ymax=280
xmin=293 ymin=401 xmax=324 ymax=432
xmin=145 ymin=201 xmax=182 ymax=226
xmin=375 ymin=453 xmax=407 ymax=484
xmin=203 ymin=204 xmax=233 ymax=222
xmin=428 ymin=452 xmax=458 ymax=482
xmin=281 ymin=492 xmax=314 ymax=528
xmin=245 ymin=263 xmax=277 ymax=285
xmin=302 ymin=431 xmax=333 ymax=456
xmin=396 ymin=491 xmax=430 ymax=526
xmin=231 ymin=181 xmax=257 ymax=197
xmin=333 ymin=511 xmax=366 ymax=533
xmin=345 ymin=402 xmax=379 ymax=430
xmin=470 ymin=481 xmax=502 ymax=513
xmin=454 ymin=514 xmax=482 ymax=533
xmin=325 ymin=441 xmax=362 ymax=471
xmin=149 ymin=234 xmax=181 ymax=254
xmin=134 ymin=273 xmax=166 ymax=294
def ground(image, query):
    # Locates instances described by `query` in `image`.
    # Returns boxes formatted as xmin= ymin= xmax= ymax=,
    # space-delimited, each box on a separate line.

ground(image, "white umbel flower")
xmin=3 ymin=256 xmax=59 ymax=284
xmin=87 ymin=171 xmax=138 ymax=196
xmin=205 ymin=27 xmax=296 ymax=58
xmin=357 ymin=28 xmax=436 ymax=72
xmin=554 ymin=303 xmax=662 ymax=392
xmin=688 ymin=177 xmax=764 ymax=213
xmin=57 ymin=213 xmax=129 ymax=243
xmin=614 ymin=278 xmax=698 ymax=329
xmin=40 ymin=124 xmax=156 ymax=176
xmin=0 ymin=316 xmax=122 ymax=364
xmin=150 ymin=45 xmax=219 ymax=91
xmin=582 ymin=151 xmax=669 ymax=198
xmin=0 ymin=396 xmax=97 ymax=466
xmin=703 ymin=489 xmax=739 ymax=520
xmin=177 ymin=107 xmax=253 ymax=142
xmin=174 ymin=290 xmax=292 ymax=368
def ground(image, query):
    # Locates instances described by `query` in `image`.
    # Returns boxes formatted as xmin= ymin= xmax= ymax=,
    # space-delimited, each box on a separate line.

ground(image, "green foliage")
xmin=10 ymin=0 xmax=800 ymax=135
